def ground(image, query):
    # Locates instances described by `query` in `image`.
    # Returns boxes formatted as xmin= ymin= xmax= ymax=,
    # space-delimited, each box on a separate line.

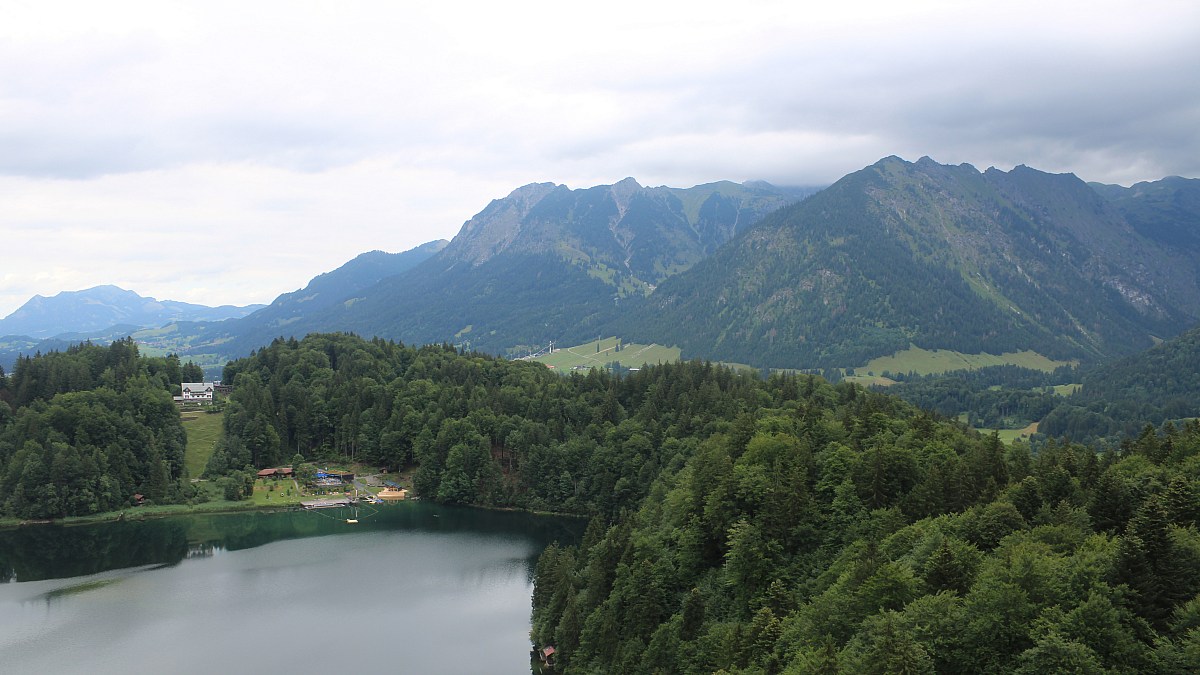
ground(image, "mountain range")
xmin=4 ymin=157 xmax=1199 ymax=375
xmin=616 ymin=157 xmax=1200 ymax=368
xmin=183 ymin=178 xmax=815 ymax=357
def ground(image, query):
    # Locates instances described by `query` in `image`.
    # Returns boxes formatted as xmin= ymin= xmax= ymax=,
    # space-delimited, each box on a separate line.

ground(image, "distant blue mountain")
xmin=0 ymin=285 xmax=265 ymax=338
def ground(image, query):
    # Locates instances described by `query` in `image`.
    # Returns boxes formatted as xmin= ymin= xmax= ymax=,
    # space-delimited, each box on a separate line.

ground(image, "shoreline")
xmin=0 ymin=497 xmax=588 ymax=531
xmin=0 ymin=500 xmax=291 ymax=531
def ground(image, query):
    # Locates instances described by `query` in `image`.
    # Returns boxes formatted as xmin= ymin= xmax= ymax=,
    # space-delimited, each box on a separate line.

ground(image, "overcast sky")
xmin=1 ymin=0 xmax=1197 ymax=318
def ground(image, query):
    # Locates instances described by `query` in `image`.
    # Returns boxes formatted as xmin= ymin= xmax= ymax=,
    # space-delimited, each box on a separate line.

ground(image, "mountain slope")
xmin=251 ymin=179 xmax=816 ymax=355
xmin=1040 ymin=323 xmax=1200 ymax=441
xmin=616 ymin=156 xmax=1200 ymax=368
xmin=0 ymin=285 xmax=264 ymax=338
xmin=437 ymin=178 xmax=815 ymax=293
xmin=1091 ymin=175 xmax=1200 ymax=261
xmin=193 ymin=239 xmax=448 ymax=357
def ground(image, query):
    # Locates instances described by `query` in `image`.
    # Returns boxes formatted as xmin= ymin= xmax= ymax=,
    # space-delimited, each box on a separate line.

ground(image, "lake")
xmin=0 ymin=503 xmax=583 ymax=673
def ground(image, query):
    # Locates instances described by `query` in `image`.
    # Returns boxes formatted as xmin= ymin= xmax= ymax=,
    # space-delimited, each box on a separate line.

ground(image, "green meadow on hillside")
xmin=529 ymin=336 xmax=680 ymax=371
xmin=852 ymin=345 xmax=1073 ymax=378
xmin=182 ymin=410 xmax=224 ymax=479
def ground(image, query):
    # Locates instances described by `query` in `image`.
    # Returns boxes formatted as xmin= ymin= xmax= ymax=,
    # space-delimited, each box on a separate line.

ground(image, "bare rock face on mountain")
xmin=436 ymin=178 xmax=815 ymax=297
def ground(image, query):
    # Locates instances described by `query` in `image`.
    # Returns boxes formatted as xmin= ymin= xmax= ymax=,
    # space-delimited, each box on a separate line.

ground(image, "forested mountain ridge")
xmin=1091 ymin=175 xmax=1200 ymax=253
xmin=201 ymin=239 xmax=448 ymax=358
xmin=614 ymin=156 xmax=1200 ymax=369
xmin=1041 ymin=323 xmax=1200 ymax=442
xmin=259 ymin=180 xmax=816 ymax=355
xmin=0 ymin=285 xmax=264 ymax=339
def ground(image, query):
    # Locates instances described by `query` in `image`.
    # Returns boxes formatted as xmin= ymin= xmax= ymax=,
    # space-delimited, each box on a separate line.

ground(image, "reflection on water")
xmin=0 ymin=503 xmax=583 ymax=674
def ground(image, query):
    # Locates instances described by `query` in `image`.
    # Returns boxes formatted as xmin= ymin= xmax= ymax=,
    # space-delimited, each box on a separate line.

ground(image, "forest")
xmin=199 ymin=333 xmax=1200 ymax=672
xmin=879 ymin=365 xmax=1075 ymax=431
xmin=0 ymin=340 xmax=193 ymax=518
xmin=1039 ymin=326 xmax=1200 ymax=444
xmin=530 ymin=388 xmax=1200 ymax=674
xmin=3 ymin=332 xmax=1199 ymax=672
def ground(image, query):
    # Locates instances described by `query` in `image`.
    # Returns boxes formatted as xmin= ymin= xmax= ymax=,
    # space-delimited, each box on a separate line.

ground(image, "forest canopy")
xmin=4 ymin=332 xmax=1198 ymax=672
xmin=0 ymin=340 xmax=189 ymax=518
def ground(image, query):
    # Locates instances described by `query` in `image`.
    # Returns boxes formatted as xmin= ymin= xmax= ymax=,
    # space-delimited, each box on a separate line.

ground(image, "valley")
xmin=8 ymin=4 xmax=1198 ymax=673
xmin=5 ymin=157 xmax=1200 ymax=671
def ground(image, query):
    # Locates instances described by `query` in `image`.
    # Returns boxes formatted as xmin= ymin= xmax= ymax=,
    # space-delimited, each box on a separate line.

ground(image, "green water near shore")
xmin=0 ymin=502 xmax=583 ymax=673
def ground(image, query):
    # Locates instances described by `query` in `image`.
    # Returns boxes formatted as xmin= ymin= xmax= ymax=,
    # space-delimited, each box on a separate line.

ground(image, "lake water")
xmin=0 ymin=503 xmax=583 ymax=674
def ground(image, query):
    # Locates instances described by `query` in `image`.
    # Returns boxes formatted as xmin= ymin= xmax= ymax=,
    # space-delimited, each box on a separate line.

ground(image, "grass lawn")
xmin=531 ymin=337 xmax=681 ymax=371
xmin=183 ymin=410 xmax=224 ymax=479
xmin=852 ymin=346 xmax=1074 ymax=377
xmin=249 ymin=478 xmax=307 ymax=507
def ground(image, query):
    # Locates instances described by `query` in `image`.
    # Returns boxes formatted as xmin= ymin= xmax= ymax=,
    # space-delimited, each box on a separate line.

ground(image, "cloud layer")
xmin=1 ymin=0 xmax=1197 ymax=317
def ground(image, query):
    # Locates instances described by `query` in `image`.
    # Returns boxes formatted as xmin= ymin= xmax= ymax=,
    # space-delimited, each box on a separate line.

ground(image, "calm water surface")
xmin=0 ymin=503 xmax=582 ymax=674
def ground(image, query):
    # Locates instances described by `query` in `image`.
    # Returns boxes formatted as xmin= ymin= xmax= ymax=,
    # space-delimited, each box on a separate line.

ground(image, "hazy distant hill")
xmin=0 ymin=285 xmax=264 ymax=339
xmin=0 ymin=324 xmax=150 ymax=372
xmin=291 ymin=179 xmax=816 ymax=354
xmin=1090 ymin=175 xmax=1200 ymax=255
xmin=613 ymin=156 xmax=1200 ymax=368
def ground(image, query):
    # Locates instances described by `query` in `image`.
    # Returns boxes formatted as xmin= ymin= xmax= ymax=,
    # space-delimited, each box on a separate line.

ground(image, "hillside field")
xmin=529 ymin=336 xmax=680 ymax=371
xmin=182 ymin=410 xmax=224 ymax=479
xmin=851 ymin=345 xmax=1073 ymax=377
xmin=977 ymin=421 xmax=1040 ymax=444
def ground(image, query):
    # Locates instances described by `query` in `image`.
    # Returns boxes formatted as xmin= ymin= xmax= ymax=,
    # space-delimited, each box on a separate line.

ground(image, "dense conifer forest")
xmin=0 ymin=340 xmax=191 ymax=518
xmin=1040 ymin=326 xmax=1200 ymax=443
xmin=4 ymin=332 xmax=1200 ymax=672
xmin=199 ymin=333 xmax=1200 ymax=672
xmin=530 ymin=388 xmax=1200 ymax=674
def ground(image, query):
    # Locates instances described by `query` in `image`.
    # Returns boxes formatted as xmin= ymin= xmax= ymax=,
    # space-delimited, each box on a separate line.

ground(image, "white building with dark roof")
xmin=180 ymin=382 xmax=215 ymax=402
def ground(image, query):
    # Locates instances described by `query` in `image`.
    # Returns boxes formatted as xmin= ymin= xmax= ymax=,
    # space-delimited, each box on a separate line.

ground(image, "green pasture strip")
xmin=531 ymin=337 xmax=681 ymax=371
xmin=853 ymin=346 xmax=1073 ymax=377
xmin=183 ymin=410 xmax=224 ymax=479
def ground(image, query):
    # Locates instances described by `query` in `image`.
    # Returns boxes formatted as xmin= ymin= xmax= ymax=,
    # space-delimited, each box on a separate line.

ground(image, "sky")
xmin=1 ymin=0 xmax=1197 ymax=318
